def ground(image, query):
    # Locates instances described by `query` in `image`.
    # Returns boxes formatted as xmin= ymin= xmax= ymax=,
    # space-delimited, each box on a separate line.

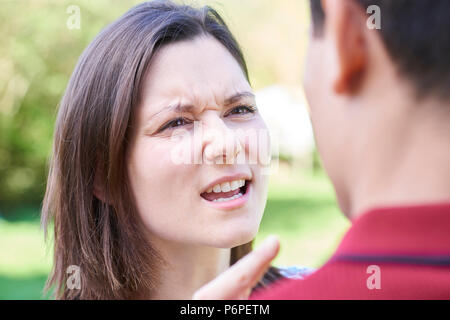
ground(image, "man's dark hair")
xmin=310 ymin=0 xmax=450 ymax=100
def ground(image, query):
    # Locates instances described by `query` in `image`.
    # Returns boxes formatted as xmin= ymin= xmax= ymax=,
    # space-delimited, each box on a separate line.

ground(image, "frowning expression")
xmin=126 ymin=35 xmax=270 ymax=248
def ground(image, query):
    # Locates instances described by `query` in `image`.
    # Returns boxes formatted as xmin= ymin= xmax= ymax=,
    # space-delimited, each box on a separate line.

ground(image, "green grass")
xmin=255 ymin=168 xmax=350 ymax=268
xmin=0 ymin=168 xmax=350 ymax=299
xmin=0 ymin=219 xmax=53 ymax=299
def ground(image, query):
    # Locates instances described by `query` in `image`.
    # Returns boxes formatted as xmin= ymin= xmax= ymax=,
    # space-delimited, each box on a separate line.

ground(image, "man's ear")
xmin=322 ymin=0 xmax=367 ymax=94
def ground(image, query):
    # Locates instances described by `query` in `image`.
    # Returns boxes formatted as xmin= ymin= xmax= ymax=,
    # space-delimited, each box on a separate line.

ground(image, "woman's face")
xmin=126 ymin=35 xmax=270 ymax=248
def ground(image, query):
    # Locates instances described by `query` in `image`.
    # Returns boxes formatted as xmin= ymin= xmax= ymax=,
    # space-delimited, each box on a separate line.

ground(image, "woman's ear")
xmin=323 ymin=0 xmax=367 ymax=94
xmin=93 ymin=159 xmax=109 ymax=204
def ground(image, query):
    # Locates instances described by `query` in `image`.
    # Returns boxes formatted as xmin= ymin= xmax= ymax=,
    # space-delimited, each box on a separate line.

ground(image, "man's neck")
xmin=350 ymin=98 xmax=450 ymax=219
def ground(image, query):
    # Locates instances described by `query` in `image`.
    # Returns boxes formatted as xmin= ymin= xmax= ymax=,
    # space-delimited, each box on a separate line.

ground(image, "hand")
xmin=192 ymin=236 xmax=280 ymax=300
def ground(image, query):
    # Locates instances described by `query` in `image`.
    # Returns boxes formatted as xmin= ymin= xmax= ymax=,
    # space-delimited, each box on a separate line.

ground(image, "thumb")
xmin=193 ymin=235 xmax=280 ymax=300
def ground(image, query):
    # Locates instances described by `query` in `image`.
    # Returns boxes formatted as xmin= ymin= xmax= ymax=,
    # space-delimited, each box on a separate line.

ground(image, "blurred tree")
xmin=0 ymin=0 xmax=310 ymax=216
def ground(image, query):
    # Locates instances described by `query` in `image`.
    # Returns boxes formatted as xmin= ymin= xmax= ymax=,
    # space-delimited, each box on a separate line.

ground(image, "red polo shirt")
xmin=251 ymin=203 xmax=450 ymax=299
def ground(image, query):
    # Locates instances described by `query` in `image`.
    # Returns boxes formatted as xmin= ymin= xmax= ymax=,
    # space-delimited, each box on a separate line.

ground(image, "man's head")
xmin=304 ymin=0 xmax=450 ymax=216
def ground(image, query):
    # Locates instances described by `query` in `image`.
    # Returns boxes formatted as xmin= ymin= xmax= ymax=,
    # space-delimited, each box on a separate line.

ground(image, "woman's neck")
xmin=143 ymin=238 xmax=231 ymax=300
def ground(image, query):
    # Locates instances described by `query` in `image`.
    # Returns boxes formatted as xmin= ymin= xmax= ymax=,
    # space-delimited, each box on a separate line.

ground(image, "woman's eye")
xmin=159 ymin=117 xmax=192 ymax=132
xmin=227 ymin=105 xmax=257 ymax=116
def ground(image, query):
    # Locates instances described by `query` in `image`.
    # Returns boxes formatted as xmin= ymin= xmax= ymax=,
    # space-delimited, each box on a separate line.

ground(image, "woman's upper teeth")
xmin=206 ymin=179 xmax=245 ymax=193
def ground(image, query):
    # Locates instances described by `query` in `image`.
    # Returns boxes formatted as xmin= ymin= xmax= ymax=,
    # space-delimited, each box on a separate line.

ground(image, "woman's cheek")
xmin=129 ymin=139 xmax=181 ymax=196
xmin=165 ymin=128 xmax=198 ymax=165
xmin=130 ymin=140 xmax=188 ymax=213
xmin=245 ymin=118 xmax=271 ymax=169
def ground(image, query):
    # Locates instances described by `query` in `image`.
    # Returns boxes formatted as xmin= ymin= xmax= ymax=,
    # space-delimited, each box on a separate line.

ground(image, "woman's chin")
xmin=208 ymin=227 xmax=259 ymax=249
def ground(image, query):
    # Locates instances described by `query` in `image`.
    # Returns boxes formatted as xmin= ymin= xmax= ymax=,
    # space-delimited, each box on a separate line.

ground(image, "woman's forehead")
xmin=144 ymin=36 xmax=247 ymax=93
xmin=142 ymin=79 xmax=251 ymax=107
xmin=138 ymin=36 xmax=252 ymax=115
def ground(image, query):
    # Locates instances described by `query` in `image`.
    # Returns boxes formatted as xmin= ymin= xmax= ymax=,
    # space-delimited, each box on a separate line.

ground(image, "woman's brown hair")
xmin=41 ymin=0 xmax=281 ymax=300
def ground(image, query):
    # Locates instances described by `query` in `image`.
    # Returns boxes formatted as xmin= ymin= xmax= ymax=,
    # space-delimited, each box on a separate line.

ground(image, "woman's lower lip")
xmin=202 ymin=183 xmax=251 ymax=210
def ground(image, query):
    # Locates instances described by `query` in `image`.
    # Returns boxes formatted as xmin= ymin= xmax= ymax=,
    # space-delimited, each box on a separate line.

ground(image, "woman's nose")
xmin=202 ymin=116 xmax=244 ymax=165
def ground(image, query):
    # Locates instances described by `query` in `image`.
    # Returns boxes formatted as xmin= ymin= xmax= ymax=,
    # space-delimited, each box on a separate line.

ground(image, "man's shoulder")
xmin=252 ymin=260 xmax=450 ymax=300
xmin=251 ymin=203 xmax=450 ymax=300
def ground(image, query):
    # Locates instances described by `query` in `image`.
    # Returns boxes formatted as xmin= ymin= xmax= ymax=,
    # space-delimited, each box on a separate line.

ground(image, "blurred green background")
xmin=0 ymin=0 xmax=350 ymax=299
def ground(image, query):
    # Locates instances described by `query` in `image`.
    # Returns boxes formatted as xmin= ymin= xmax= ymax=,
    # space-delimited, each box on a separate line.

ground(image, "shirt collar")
xmin=334 ymin=202 xmax=450 ymax=257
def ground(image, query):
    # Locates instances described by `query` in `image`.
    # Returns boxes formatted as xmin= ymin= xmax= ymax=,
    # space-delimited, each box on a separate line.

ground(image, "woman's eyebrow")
xmin=145 ymin=92 xmax=255 ymax=122
xmin=224 ymin=92 xmax=256 ymax=106
xmin=146 ymin=103 xmax=196 ymax=121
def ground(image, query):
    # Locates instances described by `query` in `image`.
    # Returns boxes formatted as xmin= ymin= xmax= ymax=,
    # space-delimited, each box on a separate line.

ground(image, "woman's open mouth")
xmin=200 ymin=178 xmax=251 ymax=209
